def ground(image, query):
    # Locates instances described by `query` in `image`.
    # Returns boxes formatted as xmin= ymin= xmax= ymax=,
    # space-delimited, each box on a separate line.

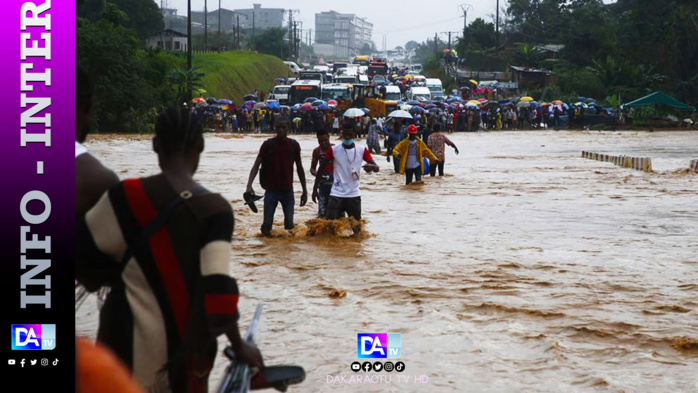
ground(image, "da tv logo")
xmin=357 ymin=333 xmax=401 ymax=359
xmin=11 ymin=324 xmax=56 ymax=350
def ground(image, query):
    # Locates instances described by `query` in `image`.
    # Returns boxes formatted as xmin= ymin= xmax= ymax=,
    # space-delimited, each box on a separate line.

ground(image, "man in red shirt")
xmin=246 ymin=115 xmax=308 ymax=235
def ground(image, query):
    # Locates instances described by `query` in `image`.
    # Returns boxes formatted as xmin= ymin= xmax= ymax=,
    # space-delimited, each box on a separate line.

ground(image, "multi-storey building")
xmin=315 ymin=11 xmax=373 ymax=59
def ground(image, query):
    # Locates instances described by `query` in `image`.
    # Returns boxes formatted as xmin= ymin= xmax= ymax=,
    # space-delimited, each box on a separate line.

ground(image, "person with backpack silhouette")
xmin=246 ymin=115 xmax=308 ymax=236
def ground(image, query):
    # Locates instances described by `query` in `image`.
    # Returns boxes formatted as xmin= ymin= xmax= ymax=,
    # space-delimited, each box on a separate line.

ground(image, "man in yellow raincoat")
xmin=391 ymin=124 xmax=439 ymax=185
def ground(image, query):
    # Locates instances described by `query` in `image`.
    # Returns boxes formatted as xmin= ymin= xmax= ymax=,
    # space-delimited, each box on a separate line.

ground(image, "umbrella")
xmin=406 ymin=100 xmax=420 ymax=106
xmin=485 ymin=101 xmax=500 ymax=108
xmin=478 ymin=98 xmax=488 ymax=103
xmin=529 ymin=101 xmax=540 ymax=107
xmin=192 ymin=97 xmax=206 ymax=104
xmin=267 ymin=102 xmax=281 ymax=110
xmin=400 ymin=104 xmax=413 ymax=111
xmin=424 ymin=104 xmax=437 ymax=109
xmin=275 ymin=78 xmax=285 ymax=82
xmin=217 ymin=99 xmax=233 ymax=105
xmin=327 ymin=100 xmax=338 ymax=107
xmin=467 ymin=100 xmax=481 ymax=106
xmin=244 ymin=94 xmax=256 ymax=101
xmin=469 ymin=79 xmax=479 ymax=86
xmin=397 ymin=100 xmax=405 ymax=105
xmin=410 ymin=106 xmax=425 ymax=113
xmin=404 ymin=75 xmax=414 ymax=80
xmin=311 ymin=100 xmax=327 ymax=107
xmin=447 ymin=97 xmax=462 ymax=103
xmin=318 ymin=104 xmax=330 ymax=110
xmin=576 ymin=97 xmax=587 ymax=102
xmin=361 ymin=108 xmax=371 ymax=114
xmin=388 ymin=110 xmax=413 ymax=119
xmin=292 ymin=103 xmax=302 ymax=110
xmin=299 ymin=103 xmax=314 ymax=112
xmin=465 ymin=102 xmax=478 ymax=108
xmin=551 ymin=100 xmax=564 ymax=105
xmin=520 ymin=96 xmax=534 ymax=102
xmin=344 ymin=108 xmax=365 ymax=117
xmin=206 ymin=97 xmax=218 ymax=105
xmin=428 ymin=108 xmax=442 ymax=113
xmin=253 ymin=102 xmax=267 ymax=110
xmin=517 ymin=101 xmax=531 ymax=108
xmin=304 ymin=97 xmax=319 ymax=103
xmin=443 ymin=49 xmax=451 ymax=53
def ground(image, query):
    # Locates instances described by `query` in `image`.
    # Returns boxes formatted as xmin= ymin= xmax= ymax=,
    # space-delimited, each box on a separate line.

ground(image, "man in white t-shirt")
xmin=312 ymin=126 xmax=379 ymax=221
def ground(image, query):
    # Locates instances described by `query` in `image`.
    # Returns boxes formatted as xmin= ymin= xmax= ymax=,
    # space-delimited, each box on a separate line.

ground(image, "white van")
xmin=383 ymin=85 xmax=402 ymax=101
xmin=284 ymin=61 xmax=301 ymax=74
xmin=413 ymin=75 xmax=427 ymax=86
xmin=272 ymin=85 xmax=291 ymax=105
xmin=426 ymin=78 xmax=444 ymax=98
xmin=409 ymin=86 xmax=432 ymax=101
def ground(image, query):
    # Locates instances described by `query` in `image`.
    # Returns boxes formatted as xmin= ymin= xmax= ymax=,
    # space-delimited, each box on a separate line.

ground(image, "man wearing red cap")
xmin=391 ymin=124 xmax=439 ymax=185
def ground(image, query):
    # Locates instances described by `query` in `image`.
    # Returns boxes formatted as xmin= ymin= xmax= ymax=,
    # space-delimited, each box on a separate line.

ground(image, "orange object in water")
xmin=76 ymin=338 xmax=145 ymax=393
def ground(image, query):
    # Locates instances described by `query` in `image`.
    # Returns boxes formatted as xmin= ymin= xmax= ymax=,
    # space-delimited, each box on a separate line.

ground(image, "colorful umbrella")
xmin=361 ymin=108 xmax=371 ymax=114
xmin=344 ymin=108 xmax=365 ymax=117
xmin=192 ymin=97 xmax=206 ymax=104
xmin=217 ymin=99 xmax=233 ymax=105
xmin=551 ymin=100 xmax=564 ymax=105
xmin=299 ymin=103 xmax=314 ymax=111
xmin=327 ymin=100 xmax=338 ymax=107
xmin=411 ymin=106 xmax=426 ymax=113
xmin=443 ymin=49 xmax=451 ymax=53
xmin=311 ymin=100 xmax=327 ymax=107
xmin=478 ymin=98 xmax=488 ymax=103
xmin=267 ymin=102 xmax=281 ymax=110
xmin=424 ymin=104 xmax=437 ymax=109
xmin=469 ymin=79 xmax=479 ymax=86
xmin=467 ymin=100 xmax=481 ymax=106
xmin=520 ymin=96 xmax=534 ymax=102
xmin=275 ymin=78 xmax=285 ymax=82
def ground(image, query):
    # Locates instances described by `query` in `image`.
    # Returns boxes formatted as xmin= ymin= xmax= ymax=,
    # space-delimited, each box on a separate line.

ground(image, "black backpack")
xmin=259 ymin=138 xmax=299 ymax=190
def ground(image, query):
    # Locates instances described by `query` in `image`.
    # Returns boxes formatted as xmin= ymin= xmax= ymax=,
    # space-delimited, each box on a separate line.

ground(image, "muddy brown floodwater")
xmin=76 ymin=130 xmax=698 ymax=392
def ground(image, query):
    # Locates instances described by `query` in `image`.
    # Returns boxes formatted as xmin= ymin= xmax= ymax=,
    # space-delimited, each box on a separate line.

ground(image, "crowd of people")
xmin=74 ymin=64 xmax=460 ymax=392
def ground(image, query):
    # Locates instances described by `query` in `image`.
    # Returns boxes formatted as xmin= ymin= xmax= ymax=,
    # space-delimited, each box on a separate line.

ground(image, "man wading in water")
xmin=426 ymin=123 xmax=459 ymax=176
xmin=246 ymin=115 xmax=308 ymax=235
xmin=310 ymin=129 xmax=334 ymax=218
xmin=391 ymin=124 xmax=439 ymax=185
xmin=312 ymin=126 xmax=379 ymax=222
xmin=76 ymin=107 xmax=264 ymax=393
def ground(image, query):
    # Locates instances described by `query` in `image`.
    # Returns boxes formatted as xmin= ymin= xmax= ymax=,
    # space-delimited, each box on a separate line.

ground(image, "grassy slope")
xmin=193 ymin=51 xmax=291 ymax=105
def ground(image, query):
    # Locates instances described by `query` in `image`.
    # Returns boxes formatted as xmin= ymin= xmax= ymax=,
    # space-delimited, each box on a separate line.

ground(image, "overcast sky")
xmin=161 ymin=0 xmax=615 ymax=49
xmin=162 ymin=0 xmax=508 ymax=49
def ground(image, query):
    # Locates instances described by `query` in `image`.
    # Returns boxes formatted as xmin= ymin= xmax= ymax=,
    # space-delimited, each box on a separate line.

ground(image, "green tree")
xmin=78 ymin=0 xmax=164 ymax=39
xmin=77 ymin=3 xmax=178 ymax=132
xmin=512 ymin=44 xmax=545 ymax=68
xmin=168 ymin=65 xmax=206 ymax=106
xmin=405 ymin=40 xmax=419 ymax=51
xmin=461 ymin=18 xmax=496 ymax=50
xmin=247 ymin=27 xmax=289 ymax=59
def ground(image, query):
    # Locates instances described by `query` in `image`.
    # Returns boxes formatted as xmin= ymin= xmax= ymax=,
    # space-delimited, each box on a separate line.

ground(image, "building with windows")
xmin=191 ymin=9 xmax=250 ymax=32
xmin=235 ymin=4 xmax=285 ymax=31
xmin=315 ymin=11 xmax=373 ymax=59
xmin=146 ymin=29 xmax=188 ymax=51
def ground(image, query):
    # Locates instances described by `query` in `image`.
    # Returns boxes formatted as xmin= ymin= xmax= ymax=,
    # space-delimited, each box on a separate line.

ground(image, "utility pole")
xmin=217 ymin=0 xmax=221 ymax=51
xmin=252 ymin=11 xmax=255 ymax=50
xmin=495 ymin=0 xmax=500 ymax=53
xmin=236 ymin=15 xmax=240 ymax=49
xmin=434 ymin=33 xmax=438 ymax=56
xmin=460 ymin=4 xmax=471 ymax=39
xmin=204 ymin=0 xmax=207 ymax=50
xmin=441 ymin=31 xmax=459 ymax=50
xmin=286 ymin=10 xmax=300 ymax=60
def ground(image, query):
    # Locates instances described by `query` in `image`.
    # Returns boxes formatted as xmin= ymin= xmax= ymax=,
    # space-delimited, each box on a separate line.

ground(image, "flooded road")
xmin=77 ymin=130 xmax=698 ymax=392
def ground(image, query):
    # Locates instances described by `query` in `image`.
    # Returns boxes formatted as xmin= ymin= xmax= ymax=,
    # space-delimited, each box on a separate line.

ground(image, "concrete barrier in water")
xmin=581 ymin=151 xmax=653 ymax=173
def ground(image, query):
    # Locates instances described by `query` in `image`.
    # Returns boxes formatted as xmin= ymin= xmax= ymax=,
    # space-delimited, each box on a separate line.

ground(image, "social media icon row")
xmin=351 ymin=361 xmax=405 ymax=373
xmin=8 ymin=359 xmax=57 ymax=367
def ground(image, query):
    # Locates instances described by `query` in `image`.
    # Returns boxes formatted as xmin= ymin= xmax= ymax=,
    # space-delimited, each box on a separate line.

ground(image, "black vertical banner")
xmin=0 ymin=0 xmax=75 ymax=388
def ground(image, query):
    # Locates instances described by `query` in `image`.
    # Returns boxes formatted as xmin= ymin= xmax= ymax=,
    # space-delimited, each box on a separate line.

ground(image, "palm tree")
xmin=168 ymin=65 xmax=206 ymax=106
